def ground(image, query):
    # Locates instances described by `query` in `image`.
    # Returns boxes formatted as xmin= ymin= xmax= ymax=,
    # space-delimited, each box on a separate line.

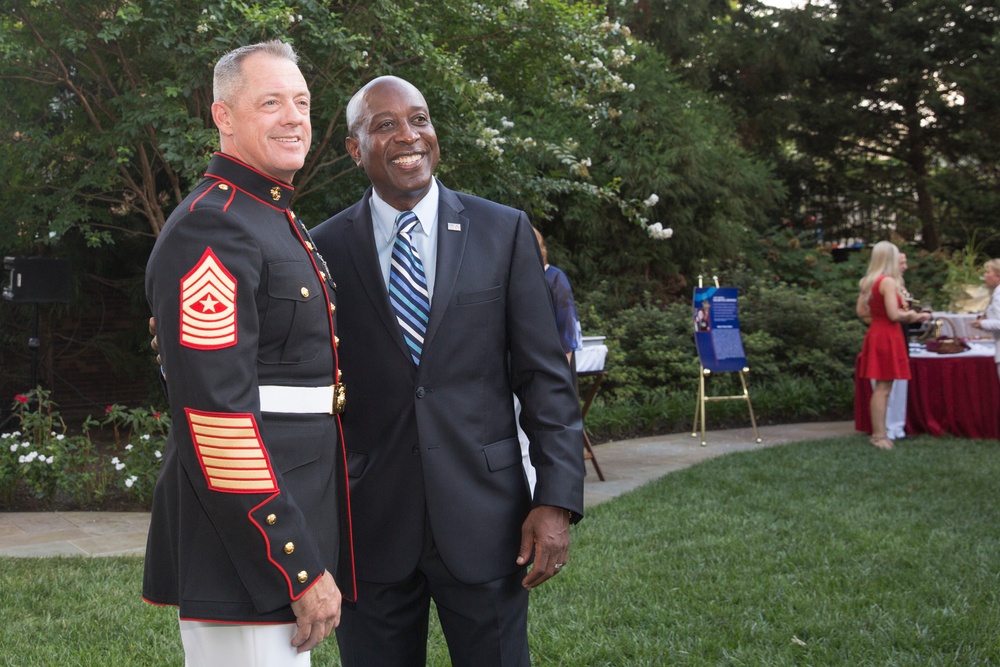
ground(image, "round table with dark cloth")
xmin=855 ymin=342 xmax=999 ymax=439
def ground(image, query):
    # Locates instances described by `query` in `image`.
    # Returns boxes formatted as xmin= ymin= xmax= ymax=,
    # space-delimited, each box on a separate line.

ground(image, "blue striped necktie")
xmin=388 ymin=210 xmax=430 ymax=364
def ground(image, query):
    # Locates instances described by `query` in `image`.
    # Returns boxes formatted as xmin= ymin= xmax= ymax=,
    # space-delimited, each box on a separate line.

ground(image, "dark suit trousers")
xmin=336 ymin=516 xmax=531 ymax=667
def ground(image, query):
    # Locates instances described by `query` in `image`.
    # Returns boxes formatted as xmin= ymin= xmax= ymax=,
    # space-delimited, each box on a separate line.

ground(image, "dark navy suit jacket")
xmin=310 ymin=181 xmax=584 ymax=585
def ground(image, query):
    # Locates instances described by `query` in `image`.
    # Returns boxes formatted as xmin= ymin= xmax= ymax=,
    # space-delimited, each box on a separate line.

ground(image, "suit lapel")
xmin=424 ymin=184 xmax=468 ymax=352
xmin=343 ymin=189 xmax=413 ymax=362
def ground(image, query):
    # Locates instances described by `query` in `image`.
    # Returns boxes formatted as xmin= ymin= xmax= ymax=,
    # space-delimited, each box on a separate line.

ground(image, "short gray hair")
xmin=213 ymin=40 xmax=298 ymax=103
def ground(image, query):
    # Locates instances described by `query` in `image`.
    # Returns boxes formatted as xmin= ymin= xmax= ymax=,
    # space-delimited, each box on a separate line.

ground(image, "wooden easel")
xmin=578 ymin=369 xmax=606 ymax=480
xmin=691 ymin=275 xmax=762 ymax=447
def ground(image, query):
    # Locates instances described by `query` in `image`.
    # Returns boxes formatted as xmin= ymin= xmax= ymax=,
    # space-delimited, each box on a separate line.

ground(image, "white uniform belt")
xmin=259 ymin=384 xmax=345 ymax=414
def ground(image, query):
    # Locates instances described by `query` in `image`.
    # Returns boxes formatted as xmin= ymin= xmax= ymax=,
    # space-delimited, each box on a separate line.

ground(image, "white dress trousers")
xmin=179 ymin=620 xmax=310 ymax=667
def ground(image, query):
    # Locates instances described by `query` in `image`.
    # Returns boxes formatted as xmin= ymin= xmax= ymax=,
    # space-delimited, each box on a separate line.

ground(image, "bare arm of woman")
xmin=881 ymin=277 xmax=930 ymax=324
xmin=856 ymin=291 xmax=872 ymax=324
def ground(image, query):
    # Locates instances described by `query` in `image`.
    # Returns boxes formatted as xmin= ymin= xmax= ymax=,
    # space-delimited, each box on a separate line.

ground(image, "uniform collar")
xmin=203 ymin=152 xmax=295 ymax=210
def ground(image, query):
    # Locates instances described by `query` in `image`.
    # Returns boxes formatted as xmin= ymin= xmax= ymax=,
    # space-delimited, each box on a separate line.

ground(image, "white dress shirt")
xmin=369 ymin=179 xmax=440 ymax=305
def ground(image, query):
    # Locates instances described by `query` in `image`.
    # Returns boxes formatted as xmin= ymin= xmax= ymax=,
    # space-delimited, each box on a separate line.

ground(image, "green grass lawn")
xmin=3 ymin=434 xmax=1000 ymax=666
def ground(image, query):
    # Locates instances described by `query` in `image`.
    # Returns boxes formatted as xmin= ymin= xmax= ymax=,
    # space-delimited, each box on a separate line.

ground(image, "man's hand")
xmin=289 ymin=570 xmax=342 ymax=653
xmin=516 ymin=505 xmax=570 ymax=590
xmin=149 ymin=317 xmax=162 ymax=367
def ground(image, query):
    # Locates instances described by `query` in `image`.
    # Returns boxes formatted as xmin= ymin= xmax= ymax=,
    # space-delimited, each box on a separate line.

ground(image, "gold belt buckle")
xmin=332 ymin=383 xmax=346 ymax=414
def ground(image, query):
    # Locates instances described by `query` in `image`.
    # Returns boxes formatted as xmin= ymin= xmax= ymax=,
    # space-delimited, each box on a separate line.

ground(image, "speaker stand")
xmin=1 ymin=303 xmax=42 ymax=433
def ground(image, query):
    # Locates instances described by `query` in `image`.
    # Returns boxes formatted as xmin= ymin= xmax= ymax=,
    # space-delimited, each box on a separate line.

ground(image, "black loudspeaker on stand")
xmin=1 ymin=257 xmax=73 ymax=430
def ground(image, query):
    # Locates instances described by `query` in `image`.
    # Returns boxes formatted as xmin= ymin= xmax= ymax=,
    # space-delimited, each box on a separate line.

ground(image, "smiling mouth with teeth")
xmin=394 ymin=154 xmax=421 ymax=165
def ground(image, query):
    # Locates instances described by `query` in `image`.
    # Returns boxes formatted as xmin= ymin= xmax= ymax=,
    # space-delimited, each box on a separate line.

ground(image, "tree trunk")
xmin=905 ymin=108 xmax=939 ymax=251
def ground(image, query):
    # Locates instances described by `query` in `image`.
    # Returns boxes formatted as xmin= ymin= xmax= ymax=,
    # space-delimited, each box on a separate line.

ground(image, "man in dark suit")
xmin=310 ymin=76 xmax=585 ymax=666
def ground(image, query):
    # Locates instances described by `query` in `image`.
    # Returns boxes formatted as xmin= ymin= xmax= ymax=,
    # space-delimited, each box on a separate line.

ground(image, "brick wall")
xmin=0 ymin=288 xmax=158 ymax=424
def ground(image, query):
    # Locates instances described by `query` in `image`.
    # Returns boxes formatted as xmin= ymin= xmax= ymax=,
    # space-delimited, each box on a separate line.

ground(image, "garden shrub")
xmin=0 ymin=388 xmax=166 ymax=509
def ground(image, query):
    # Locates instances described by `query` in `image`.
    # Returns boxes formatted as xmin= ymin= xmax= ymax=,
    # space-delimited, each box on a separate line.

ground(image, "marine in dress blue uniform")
xmin=143 ymin=151 xmax=355 ymax=624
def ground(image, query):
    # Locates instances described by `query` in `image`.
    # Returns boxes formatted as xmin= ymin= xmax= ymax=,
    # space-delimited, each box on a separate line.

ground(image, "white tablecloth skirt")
xmin=575 ymin=344 xmax=608 ymax=373
xmin=932 ymin=312 xmax=984 ymax=340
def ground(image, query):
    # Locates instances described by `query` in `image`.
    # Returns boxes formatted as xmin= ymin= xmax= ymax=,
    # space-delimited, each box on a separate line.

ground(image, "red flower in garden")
xmin=153 ymin=412 xmax=162 ymax=420
xmin=15 ymin=394 xmax=28 ymax=404
xmin=105 ymin=405 xmax=113 ymax=414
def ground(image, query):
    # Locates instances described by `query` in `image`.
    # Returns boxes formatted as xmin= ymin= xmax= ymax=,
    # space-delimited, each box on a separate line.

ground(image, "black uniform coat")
xmin=310 ymin=181 xmax=584 ymax=586
xmin=142 ymin=153 xmax=355 ymax=623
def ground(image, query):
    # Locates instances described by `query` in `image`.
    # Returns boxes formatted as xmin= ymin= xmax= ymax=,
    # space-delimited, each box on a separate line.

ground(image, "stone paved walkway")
xmin=0 ymin=421 xmax=858 ymax=557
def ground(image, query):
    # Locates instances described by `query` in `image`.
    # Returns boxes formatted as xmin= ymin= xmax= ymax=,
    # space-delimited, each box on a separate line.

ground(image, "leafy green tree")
xmin=620 ymin=0 xmax=1000 ymax=254
xmin=0 ymin=0 xmax=793 ymax=421
xmin=548 ymin=44 xmax=785 ymax=301
xmin=0 ymin=0 xmax=655 ymax=248
xmin=796 ymin=0 xmax=1000 ymax=250
xmin=732 ymin=1 xmax=998 ymax=252
xmin=1 ymin=0 xmax=780 ymax=295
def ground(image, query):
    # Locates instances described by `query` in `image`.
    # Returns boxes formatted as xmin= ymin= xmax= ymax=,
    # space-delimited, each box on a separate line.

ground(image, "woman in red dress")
xmin=856 ymin=241 xmax=932 ymax=449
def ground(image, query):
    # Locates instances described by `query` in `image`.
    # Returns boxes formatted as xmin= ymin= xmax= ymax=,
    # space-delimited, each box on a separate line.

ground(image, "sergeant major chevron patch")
xmin=180 ymin=247 xmax=237 ymax=350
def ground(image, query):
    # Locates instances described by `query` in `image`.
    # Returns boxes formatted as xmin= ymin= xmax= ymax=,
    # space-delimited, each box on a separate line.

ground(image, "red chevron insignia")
xmin=180 ymin=247 xmax=237 ymax=350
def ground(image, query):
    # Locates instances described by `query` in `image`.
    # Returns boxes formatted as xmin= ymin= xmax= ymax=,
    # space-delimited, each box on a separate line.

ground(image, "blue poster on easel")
xmin=693 ymin=286 xmax=747 ymax=373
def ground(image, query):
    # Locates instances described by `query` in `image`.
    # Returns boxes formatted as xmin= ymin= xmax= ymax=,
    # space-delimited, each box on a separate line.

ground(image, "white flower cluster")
xmin=197 ymin=9 xmax=217 ymax=33
xmin=471 ymin=76 xmax=505 ymax=104
xmin=647 ymin=222 xmax=673 ymax=240
xmin=18 ymin=450 xmax=54 ymax=465
xmin=598 ymin=19 xmax=633 ymax=39
xmin=475 ymin=126 xmax=506 ymax=158
xmin=3 ymin=431 xmax=53 ymax=463
xmin=109 ymin=438 xmax=163 ymax=490
xmin=644 ymin=193 xmax=660 ymax=207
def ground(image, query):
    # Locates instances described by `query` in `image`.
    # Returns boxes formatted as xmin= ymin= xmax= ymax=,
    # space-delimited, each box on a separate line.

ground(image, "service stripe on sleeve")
xmin=180 ymin=247 xmax=237 ymax=350
xmin=185 ymin=409 xmax=277 ymax=493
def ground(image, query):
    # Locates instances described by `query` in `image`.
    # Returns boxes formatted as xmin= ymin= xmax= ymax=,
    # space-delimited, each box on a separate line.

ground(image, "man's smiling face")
xmin=346 ymin=77 xmax=440 ymax=211
xmin=213 ymin=51 xmax=311 ymax=184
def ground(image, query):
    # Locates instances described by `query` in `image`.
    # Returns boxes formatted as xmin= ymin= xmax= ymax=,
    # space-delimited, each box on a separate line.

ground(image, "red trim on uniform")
xmin=293 ymin=572 xmax=323 ymax=602
xmin=205 ymin=154 xmax=292 ymax=213
xmin=178 ymin=617 xmax=296 ymax=626
xmin=205 ymin=175 xmax=285 ymax=213
xmin=185 ymin=408 xmax=277 ymax=494
xmin=142 ymin=596 xmax=175 ymax=608
xmin=247 ymin=493 xmax=323 ymax=601
xmin=179 ymin=247 xmax=238 ymax=350
xmin=284 ymin=212 xmax=358 ymax=602
xmin=336 ymin=412 xmax=357 ymax=602
xmin=211 ymin=152 xmax=297 ymax=192
xmin=190 ymin=180 xmax=236 ymax=211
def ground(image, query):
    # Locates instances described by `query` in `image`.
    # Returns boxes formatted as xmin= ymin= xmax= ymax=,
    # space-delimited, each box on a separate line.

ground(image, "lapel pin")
xmin=448 ymin=222 xmax=462 ymax=232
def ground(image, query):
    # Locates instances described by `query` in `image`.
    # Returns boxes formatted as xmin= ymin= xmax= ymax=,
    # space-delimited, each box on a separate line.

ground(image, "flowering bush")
xmin=0 ymin=389 xmax=168 ymax=508
xmin=0 ymin=388 xmax=104 ymax=503
xmin=103 ymin=404 xmax=169 ymax=507
xmin=0 ymin=426 xmax=61 ymax=501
